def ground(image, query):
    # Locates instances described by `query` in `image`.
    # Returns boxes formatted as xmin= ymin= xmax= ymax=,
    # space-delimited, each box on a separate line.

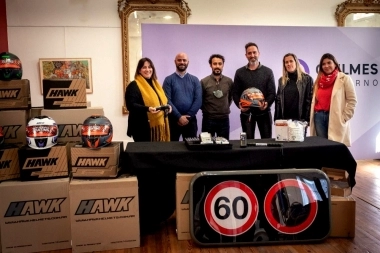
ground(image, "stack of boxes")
xmin=0 ymin=79 xmax=31 ymax=181
xmin=0 ymin=78 xmax=72 ymax=253
xmin=0 ymin=78 xmax=140 ymax=252
xmin=322 ymin=167 xmax=356 ymax=238
xmin=40 ymin=79 xmax=122 ymax=178
xmin=40 ymin=79 xmax=140 ymax=251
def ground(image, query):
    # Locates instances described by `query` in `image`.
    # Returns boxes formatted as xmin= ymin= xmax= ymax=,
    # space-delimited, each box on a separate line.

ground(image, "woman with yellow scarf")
xmin=125 ymin=57 xmax=171 ymax=142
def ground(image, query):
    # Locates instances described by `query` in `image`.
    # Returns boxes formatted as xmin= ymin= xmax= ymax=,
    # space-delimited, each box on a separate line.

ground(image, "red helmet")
xmin=240 ymin=87 xmax=265 ymax=108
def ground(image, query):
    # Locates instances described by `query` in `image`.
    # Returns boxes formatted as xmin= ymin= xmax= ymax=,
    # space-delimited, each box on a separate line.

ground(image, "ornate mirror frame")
xmin=118 ymin=0 xmax=191 ymax=114
xmin=335 ymin=0 xmax=380 ymax=26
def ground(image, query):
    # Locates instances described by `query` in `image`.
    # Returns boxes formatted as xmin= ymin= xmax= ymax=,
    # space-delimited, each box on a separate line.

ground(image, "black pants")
xmin=201 ymin=116 xmax=230 ymax=140
xmin=240 ymin=111 xmax=272 ymax=139
xmin=168 ymin=115 xmax=198 ymax=141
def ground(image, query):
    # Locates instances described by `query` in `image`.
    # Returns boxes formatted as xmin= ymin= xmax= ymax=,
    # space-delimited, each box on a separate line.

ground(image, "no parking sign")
xmin=190 ymin=169 xmax=330 ymax=246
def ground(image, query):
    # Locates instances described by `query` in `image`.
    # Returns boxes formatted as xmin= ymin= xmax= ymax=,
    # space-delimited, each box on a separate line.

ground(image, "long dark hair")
xmin=134 ymin=57 xmax=157 ymax=80
xmin=319 ymin=53 xmax=341 ymax=74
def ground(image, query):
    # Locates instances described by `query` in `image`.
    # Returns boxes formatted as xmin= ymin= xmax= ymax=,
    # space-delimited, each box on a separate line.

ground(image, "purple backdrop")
xmin=142 ymin=24 xmax=380 ymax=160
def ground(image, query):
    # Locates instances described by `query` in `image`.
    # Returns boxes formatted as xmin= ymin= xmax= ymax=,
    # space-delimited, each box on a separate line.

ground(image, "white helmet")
xmin=26 ymin=116 xmax=58 ymax=149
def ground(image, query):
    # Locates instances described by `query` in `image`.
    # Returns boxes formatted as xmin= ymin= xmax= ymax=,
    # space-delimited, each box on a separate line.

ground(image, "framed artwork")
xmin=39 ymin=58 xmax=93 ymax=94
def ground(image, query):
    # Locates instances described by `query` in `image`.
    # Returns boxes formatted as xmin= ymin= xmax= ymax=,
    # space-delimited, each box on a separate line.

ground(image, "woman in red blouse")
xmin=309 ymin=53 xmax=357 ymax=146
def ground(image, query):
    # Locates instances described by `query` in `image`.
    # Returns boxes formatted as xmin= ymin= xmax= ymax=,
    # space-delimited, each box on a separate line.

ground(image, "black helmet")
xmin=81 ymin=115 xmax=113 ymax=149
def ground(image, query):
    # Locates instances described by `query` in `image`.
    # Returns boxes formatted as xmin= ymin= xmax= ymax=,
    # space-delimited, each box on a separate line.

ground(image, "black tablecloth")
xmin=123 ymin=136 xmax=357 ymax=229
xmin=125 ymin=136 xmax=356 ymax=186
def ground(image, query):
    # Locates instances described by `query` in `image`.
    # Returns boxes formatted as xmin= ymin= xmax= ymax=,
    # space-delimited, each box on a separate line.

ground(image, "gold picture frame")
xmin=39 ymin=58 xmax=93 ymax=94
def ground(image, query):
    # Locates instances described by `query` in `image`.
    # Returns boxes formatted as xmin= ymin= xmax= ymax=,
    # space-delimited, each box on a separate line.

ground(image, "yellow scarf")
xmin=135 ymin=74 xmax=170 ymax=142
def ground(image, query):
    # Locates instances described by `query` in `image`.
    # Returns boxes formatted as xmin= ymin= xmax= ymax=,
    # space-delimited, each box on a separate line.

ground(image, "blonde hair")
xmin=280 ymin=53 xmax=305 ymax=86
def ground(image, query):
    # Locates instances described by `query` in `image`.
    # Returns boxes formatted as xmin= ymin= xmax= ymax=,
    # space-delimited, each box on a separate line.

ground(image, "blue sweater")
xmin=163 ymin=72 xmax=202 ymax=120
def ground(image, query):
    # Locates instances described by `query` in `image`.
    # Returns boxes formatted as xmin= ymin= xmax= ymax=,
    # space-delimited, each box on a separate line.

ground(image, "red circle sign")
xmin=204 ymin=181 xmax=258 ymax=236
xmin=264 ymin=179 xmax=318 ymax=234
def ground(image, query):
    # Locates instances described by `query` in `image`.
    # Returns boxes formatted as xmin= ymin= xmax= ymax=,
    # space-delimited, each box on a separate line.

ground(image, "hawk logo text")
xmin=25 ymin=158 xmax=58 ymax=168
xmin=4 ymin=198 xmax=66 ymax=217
xmin=47 ymin=89 xmax=79 ymax=98
xmin=75 ymin=197 xmax=134 ymax=215
xmin=0 ymin=89 xmax=20 ymax=99
xmin=74 ymin=157 xmax=109 ymax=167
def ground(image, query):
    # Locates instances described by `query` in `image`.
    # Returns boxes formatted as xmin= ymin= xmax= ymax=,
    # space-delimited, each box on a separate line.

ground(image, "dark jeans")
xmin=314 ymin=111 xmax=329 ymax=139
xmin=240 ymin=111 xmax=272 ymax=139
xmin=168 ymin=115 xmax=198 ymax=141
xmin=201 ymin=117 xmax=230 ymax=140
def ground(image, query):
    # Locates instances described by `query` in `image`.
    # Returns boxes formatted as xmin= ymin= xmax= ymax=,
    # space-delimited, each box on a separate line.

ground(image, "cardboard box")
xmin=70 ymin=142 xmax=122 ymax=178
xmin=41 ymin=107 xmax=104 ymax=142
xmin=0 ymin=110 xmax=28 ymax=146
xmin=330 ymin=196 xmax=356 ymax=237
xmin=0 ymin=178 xmax=71 ymax=253
xmin=0 ymin=79 xmax=31 ymax=110
xmin=18 ymin=142 xmax=71 ymax=180
xmin=275 ymin=120 xmax=288 ymax=141
xmin=0 ymin=144 xmax=20 ymax=182
xmin=43 ymin=79 xmax=87 ymax=109
xmin=176 ymin=173 xmax=195 ymax=240
xmin=69 ymin=175 xmax=140 ymax=252
xmin=322 ymin=167 xmax=351 ymax=197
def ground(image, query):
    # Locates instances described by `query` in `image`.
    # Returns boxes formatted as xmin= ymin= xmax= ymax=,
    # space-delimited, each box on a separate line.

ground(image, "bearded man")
xmin=163 ymin=52 xmax=202 ymax=141
xmin=200 ymin=54 xmax=233 ymax=140
xmin=232 ymin=42 xmax=276 ymax=139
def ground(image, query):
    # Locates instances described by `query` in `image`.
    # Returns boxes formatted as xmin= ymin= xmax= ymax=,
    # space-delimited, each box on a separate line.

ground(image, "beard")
xmin=176 ymin=63 xmax=188 ymax=72
xmin=248 ymin=57 xmax=258 ymax=65
xmin=212 ymin=69 xmax=222 ymax=76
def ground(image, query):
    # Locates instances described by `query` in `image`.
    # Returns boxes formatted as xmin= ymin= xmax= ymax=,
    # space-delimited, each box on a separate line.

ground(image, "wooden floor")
xmin=45 ymin=160 xmax=380 ymax=253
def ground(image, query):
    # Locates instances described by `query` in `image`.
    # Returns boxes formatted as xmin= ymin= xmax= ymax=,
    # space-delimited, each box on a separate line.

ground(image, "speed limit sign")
xmin=204 ymin=181 xmax=258 ymax=236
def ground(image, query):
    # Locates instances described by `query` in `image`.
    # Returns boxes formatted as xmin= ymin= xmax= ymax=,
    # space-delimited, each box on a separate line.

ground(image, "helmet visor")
xmin=26 ymin=125 xmax=58 ymax=137
xmin=81 ymin=125 xmax=111 ymax=137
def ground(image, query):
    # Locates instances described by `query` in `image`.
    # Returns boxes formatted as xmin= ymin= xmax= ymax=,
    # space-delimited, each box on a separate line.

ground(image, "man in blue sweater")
xmin=232 ymin=42 xmax=276 ymax=139
xmin=163 ymin=52 xmax=202 ymax=141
